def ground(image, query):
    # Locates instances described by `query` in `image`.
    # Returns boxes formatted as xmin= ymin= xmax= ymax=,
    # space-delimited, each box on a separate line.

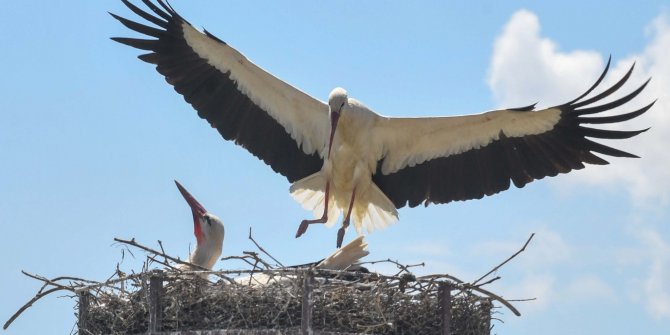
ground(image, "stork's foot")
xmin=336 ymin=227 xmax=346 ymax=248
xmin=296 ymin=220 xmax=310 ymax=238
xmin=296 ymin=217 xmax=328 ymax=238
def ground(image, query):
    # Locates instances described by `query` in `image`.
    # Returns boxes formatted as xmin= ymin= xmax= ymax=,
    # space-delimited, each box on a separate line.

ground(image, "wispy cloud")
xmin=488 ymin=10 xmax=670 ymax=320
xmin=635 ymin=228 xmax=670 ymax=318
xmin=488 ymin=10 xmax=670 ymax=207
xmin=563 ymin=274 xmax=617 ymax=303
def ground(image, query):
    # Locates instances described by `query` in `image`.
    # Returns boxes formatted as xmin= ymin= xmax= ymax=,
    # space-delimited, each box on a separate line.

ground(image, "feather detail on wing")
xmin=372 ymin=57 xmax=652 ymax=208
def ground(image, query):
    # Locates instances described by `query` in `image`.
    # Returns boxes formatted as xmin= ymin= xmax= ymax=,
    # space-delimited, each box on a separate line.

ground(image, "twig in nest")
xmin=220 ymin=255 xmax=262 ymax=269
xmin=148 ymin=255 xmax=179 ymax=270
xmin=507 ymin=297 xmax=537 ymax=302
xmin=21 ymin=271 xmax=75 ymax=293
xmin=114 ymin=237 xmax=203 ymax=271
xmin=113 ymin=237 xmax=234 ymax=283
xmin=475 ymin=276 xmax=501 ymax=288
xmin=360 ymin=258 xmax=424 ymax=276
xmin=461 ymin=284 xmax=521 ymax=316
xmin=4 ymin=270 xmax=94 ymax=330
xmin=157 ymin=240 xmax=171 ymax=265
xmin=3 ymin=287 xmax=66 ymax=330
xmin=242 ymin=251 xmax=273 ymax=270
xmin=248 ymin=227 xmax=283 ymax=268
xmin=472 ymin=233 xmax=535 ymax=286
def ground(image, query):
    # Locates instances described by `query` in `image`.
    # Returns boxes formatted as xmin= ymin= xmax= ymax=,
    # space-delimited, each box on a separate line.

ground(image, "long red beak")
xmin=175 ymin=180 xmax=207 ymax=244
xmin=175 ymin=180 xmax=207 ymax=216
xmin=328 ymin=111 xmax=340 ymax=158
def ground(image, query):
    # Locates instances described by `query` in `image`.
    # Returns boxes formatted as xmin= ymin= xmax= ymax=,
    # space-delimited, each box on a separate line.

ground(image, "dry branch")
xmin=248 ymin=227 xmax=284 ymax=267
xmin=472 ymin=233 xmax=535 ymax=286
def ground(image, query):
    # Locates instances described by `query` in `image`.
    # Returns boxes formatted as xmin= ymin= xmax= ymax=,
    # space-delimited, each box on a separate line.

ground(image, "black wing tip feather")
xmin=578 ymin=99 xmax=656 ymax=124
xmin=110 ymin=37 xmax=157 ymax=50
xmin=568 ymin=59 xmax=638 ymax=110
xmin=112 ymin=0 xmax=224 ymax=47
xmin=204 ymin=29 xmax=227 ymax=45
xmin=509 ymin=102 xmax=537 ymax=112
xmin=563 ymin=55 xmax=612 ymax=106
xmin=111 ymin=0 xmax=180 ymax=30
xmin=558 ymin=56 xmax=653 ymax=158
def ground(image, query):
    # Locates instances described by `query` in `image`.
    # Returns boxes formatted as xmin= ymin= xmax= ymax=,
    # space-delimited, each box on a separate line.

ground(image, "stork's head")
xmin=174 ymin=180 xmax=225 ymax=250
xmin=328 ymin=87 xmax=348 ymax=116
xmin=327 ymin=87 xmax=348 ymax=157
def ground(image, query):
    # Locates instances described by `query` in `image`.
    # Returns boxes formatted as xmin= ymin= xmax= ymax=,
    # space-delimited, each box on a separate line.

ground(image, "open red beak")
xmin=175 ymin=180 xmax=207 ymax=244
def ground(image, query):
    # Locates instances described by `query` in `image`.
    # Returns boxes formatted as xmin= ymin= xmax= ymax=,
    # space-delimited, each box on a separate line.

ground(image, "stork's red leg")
xmin=295 ymin=182 xmax=330 ymax=238
xmin=336 ymin=188 xmax=357 ymax=248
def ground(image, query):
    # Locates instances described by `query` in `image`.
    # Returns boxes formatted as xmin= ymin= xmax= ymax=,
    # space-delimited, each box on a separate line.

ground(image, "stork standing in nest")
xmin=112 ymin=0 xmax=653 ymax=248
xmin=175 ymin=180 xmax=368 ymax=280
xmin=175 ymin=180 xmax=224 ymax=272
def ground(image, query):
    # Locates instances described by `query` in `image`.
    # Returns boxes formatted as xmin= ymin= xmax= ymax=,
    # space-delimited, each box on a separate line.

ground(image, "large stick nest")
xmin=7 ymin=234 xmax=534 ymax=334
xmin=82 ymin=269 xmax=493 ymax=335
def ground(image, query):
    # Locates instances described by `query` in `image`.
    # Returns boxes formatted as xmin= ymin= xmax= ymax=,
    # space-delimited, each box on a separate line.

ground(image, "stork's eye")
xmin=205 ymin=216 xmax=212 ymax=226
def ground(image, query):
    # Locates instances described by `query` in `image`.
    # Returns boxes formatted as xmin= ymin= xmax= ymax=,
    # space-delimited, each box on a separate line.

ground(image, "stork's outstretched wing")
xmin=111 ymin=0 xmax=328 ymax=182
xmin=372 ymin=58 xmax=652 ymax=208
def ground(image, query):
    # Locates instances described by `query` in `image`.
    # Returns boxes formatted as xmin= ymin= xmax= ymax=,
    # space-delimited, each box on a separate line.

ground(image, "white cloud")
xmin=563 ymin=274 xmax=617 ymax=303
xmin=488 ymin=9 xmax=603 ymax=107
xmin=488 ymin=10 xmax=670 ymax=207
xmin=635 ymin=228 xmax=670 ymax=319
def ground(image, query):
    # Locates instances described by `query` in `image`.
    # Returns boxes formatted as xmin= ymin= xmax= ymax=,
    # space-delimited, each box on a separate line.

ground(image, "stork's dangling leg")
xmin=337 ymin=188 xmax=357 ymax=248
xmin=295 ymin=182 xmax=331 ymax=238
xmin=296 ymin=107 xmax=341 ymax=239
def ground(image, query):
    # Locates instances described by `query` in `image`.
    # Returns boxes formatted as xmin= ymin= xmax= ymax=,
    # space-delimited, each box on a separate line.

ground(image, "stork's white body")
xmin=291 ymin=98 xmax=399 ymax=234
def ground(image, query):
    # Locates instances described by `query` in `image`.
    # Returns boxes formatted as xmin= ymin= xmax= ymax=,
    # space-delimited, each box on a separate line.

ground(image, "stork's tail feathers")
xmin=290 ymin=172 xmax=339 ymax=227
xmin=317 ymin=236 xmax=369 ymax=270
xmin=352 ymin=183 xmax=399 ymax=235
xmin=290 ymin=172 xmax=399 ymax=234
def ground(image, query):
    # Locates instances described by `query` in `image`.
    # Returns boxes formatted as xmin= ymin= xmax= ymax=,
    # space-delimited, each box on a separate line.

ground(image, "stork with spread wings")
xmin=111 ymin=0 xmax=652 ymax=248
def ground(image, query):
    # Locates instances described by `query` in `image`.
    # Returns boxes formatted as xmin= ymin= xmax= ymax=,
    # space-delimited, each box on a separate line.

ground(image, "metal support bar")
xmin=481 ymin=299 xmax=493 ymax=334
xmin=438 ymin=282 xmax=452 ymax=335
xmin=301 ymin=271 xmax=314 ymax=335
xmin=77 ymin=291 xmax=90 ymax=334
xmin=148 ymin=272 xmax=164 ymax=334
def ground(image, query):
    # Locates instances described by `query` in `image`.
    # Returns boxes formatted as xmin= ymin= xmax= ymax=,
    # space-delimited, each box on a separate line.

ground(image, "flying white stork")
xmin=175 ymin=180 xmax=225 ymax=272
xmin=112 ymin=0 xmax=653 ymax=248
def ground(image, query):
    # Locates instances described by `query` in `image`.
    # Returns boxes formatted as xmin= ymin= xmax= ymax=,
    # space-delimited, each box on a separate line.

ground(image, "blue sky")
xmin=2 ymin=1 xmax=669 ymax=334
